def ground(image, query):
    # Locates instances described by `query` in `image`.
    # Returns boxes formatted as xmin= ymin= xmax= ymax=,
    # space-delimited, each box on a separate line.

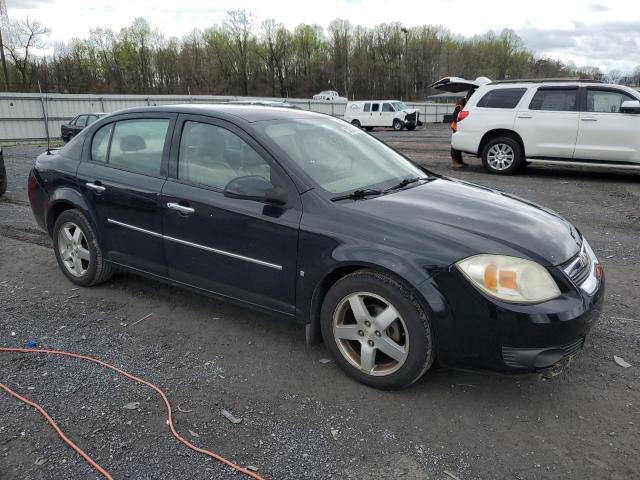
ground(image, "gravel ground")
xmin=1 ymin=127 xmax=639 ymax=480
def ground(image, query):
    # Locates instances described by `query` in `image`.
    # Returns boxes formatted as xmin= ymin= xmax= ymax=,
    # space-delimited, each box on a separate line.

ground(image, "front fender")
xmin=299 ymin=240 xmax=443 ymax=345
xmin=331 ymin=244 xmax=429 ymax=287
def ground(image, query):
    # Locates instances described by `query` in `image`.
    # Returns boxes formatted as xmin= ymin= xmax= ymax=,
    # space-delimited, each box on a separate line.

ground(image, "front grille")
xmin=571 ymin=261 xmax=591 ymax=285
xmin=406 ymin=112 xmax=417 ymax=123
xmin=502 ymin=337 xmax=585 ymax=369
xmin=563 ymin=245 xmax=591 ymax=287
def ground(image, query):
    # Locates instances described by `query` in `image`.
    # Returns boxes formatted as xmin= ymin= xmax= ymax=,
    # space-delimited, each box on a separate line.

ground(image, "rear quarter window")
xmin=476 ymin=88 xmax=527 ymax=109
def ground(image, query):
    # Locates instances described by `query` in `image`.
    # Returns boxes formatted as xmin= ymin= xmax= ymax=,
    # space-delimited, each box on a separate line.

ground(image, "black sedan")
xmin=28 ymin=105 xmax=604 ymax=389
xmin=61 ymin=113 xmax=105 ymax=142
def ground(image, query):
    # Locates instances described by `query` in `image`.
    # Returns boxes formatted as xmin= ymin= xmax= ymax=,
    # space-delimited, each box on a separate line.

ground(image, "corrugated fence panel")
xmin=0 ymin=93 xmax=456 ymax=142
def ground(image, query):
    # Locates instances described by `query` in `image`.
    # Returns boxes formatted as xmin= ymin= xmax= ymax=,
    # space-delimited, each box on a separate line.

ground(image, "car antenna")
xmin=38 ymin=80 xmax=51 ymax=155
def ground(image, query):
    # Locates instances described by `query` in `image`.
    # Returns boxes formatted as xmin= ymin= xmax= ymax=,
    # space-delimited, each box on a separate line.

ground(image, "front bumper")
xmin=423 ymin=245 xmax=605 ymax=372
xmin=403 ymin=112 xmax=420 ymax=126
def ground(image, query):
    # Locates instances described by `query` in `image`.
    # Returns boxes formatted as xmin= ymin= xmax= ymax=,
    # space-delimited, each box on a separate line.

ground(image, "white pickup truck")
xmin=312 ymin=90 xmax=348 ymax=102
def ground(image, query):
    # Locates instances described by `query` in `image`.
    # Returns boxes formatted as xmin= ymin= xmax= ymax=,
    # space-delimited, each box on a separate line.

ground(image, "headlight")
xmin=456 ymin=255 xmax=560 ymax=303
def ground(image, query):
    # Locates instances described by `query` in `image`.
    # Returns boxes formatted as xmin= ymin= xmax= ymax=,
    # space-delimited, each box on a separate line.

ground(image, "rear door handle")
xmin=167 ymin=202 xmax=195 ymax=214
xmin=517 ymin=113 xmax=532 ymax=119
xmin=85 ymin=182 xmax=106 ymax=193
xmin=581 ymin=116 xmax=598 ymax=121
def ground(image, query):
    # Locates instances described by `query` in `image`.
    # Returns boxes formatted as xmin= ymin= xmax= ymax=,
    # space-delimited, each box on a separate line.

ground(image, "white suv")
xmin=434 ymin=78 xmax=640 ymax=174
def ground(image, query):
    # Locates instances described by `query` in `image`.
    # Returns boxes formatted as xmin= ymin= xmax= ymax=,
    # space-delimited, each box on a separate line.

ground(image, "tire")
xmin=0 ymin=155 xmax=6 ymax=198
xmin=365 ymin=127 xmax=373 ymax=132
xmin=392 ymin=119 xmax=403 ymax=131
xmin=320 ymin=269 xmax=435 ymax=389
xmin=351 ymin=119 xmax=361 ymax=129
xmin=52 ymin=209 xmax=113 ymax=287
xmin=406 ymin=125 xmax=416 ymax=131
xmin=481 ymin=136 xmax=523 ymax=175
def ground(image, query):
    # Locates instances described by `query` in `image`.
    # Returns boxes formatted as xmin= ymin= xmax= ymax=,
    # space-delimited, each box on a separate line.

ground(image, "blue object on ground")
xmin=26 ymin=339 xmax=38 ymax=348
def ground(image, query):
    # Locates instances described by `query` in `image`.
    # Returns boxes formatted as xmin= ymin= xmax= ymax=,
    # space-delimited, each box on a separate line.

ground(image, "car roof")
xmin=102 ymin=104 xmax=323 ymax=123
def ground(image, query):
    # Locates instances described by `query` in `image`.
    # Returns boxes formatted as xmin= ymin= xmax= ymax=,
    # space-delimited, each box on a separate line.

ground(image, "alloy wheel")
xmin=487 ymin=143 xmax=515 ymax=171
xmin=332 ymin=292 xmax=409 ymax=376
xmin=57 ymin=221 xmax=91 ymax=277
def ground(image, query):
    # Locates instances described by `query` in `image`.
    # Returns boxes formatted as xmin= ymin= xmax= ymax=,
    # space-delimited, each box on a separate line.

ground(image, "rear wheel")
xmin=392 ymin=119 xmax=403 ymax=131
xmin=481 ymin=136 xmax=523 ymax=175
xmin=351 ymin=119 xmax=361 ymax=129
xmin=320 ymin=270 xmax=435 ymax=389
xmin=53 ymin=209 xmax=113 ymax=287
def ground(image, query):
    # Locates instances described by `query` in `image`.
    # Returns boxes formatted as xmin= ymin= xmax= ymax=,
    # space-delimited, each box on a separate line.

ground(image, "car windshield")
xmin=392 ymin=102 xmax=407 ymax=111
xmin=258 ymin=118 xmax=426 ymax=194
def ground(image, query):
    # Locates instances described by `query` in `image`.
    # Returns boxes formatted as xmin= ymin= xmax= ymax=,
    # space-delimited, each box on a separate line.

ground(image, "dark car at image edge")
xmin=28 ymin=105 xmax=604 ymax=389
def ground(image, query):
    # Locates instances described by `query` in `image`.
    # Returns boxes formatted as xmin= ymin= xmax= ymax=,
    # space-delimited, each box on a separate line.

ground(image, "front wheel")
xmin=53 ymin=209 xmax=113 ymax=287
xmin=481 ymin=136 xmax=523 ymax=175
xmin=320 ymin=270 xmax=435 ymax=389
xmin=392 ymin=119 xmax=403 ymax=131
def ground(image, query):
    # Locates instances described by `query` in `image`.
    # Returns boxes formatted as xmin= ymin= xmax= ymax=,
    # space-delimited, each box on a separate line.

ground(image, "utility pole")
xmin=0 ymin=0 xmax=9 ymax=89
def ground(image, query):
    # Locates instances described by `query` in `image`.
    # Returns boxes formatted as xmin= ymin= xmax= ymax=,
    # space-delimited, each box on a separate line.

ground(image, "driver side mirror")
xmin=223 ymin=175 xmax=288 ymax=205
xmin=620 ymin=100 xmax=640 ymax=114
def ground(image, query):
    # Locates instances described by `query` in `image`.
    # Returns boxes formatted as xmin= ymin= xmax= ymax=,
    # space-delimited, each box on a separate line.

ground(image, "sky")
xmin=6 ymin=0 xmax=640 ymax=73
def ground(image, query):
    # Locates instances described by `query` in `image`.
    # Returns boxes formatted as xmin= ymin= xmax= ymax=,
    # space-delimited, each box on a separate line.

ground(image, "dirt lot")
xmin=1 ymin=126 xmax=639 ymax=480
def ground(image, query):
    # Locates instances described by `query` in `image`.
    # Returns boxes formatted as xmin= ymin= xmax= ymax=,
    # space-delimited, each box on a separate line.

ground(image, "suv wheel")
xmin=53 ymin=209 xmax=113 ymax=287
xmin=320 ymin=270 xmax=434 ymax=389
xmin=481 ymin=137 xmax=523 ymax=175
xmin=392 ymin=119 xmax=403 ymax=131
xmin=351 ymin=119 xmax=361 ymax=128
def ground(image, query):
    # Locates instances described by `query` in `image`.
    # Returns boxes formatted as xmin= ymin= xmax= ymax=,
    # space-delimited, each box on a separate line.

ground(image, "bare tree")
xmin=4 ymin=17 xmax=49 ymax=88
xmin=605 ymin=69 xmax=623 ymax=85
xmin=224 ymin=10 xmax=254 ymax=96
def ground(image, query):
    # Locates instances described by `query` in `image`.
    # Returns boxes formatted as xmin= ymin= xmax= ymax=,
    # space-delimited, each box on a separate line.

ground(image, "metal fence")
xmin=0 ymin=92 xmax=456 ymax=142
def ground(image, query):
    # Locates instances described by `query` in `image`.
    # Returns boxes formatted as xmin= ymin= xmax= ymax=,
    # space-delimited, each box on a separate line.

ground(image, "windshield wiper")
xmin=331 ymin=188 xmax=384 ymax=202
xmin=383 ymin=176 xmax=426 ymax=193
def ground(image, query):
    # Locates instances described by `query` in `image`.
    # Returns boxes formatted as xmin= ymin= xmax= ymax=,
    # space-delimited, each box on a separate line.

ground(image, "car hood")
xmin=343 ymin=177 xmax=581 ymax=267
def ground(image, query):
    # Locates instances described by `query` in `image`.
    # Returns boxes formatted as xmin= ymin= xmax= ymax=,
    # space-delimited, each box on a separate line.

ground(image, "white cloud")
xmin=6 ymin=0 xmax=639 ymax=72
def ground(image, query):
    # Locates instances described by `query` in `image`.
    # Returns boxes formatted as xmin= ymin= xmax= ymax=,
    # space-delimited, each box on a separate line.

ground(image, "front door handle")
xmin=581 ymin=116 xmax=598 ymax=121
xmin=85 ymin=182 xmax=106 ymax=193
xmin=517 ymin=113 xmax=532 ymax=119
xmin=167 ymin=202 xmax=195 ymax=214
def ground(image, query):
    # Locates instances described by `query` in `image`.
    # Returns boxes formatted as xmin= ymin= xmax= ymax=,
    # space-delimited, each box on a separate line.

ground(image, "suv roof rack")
xmin=489 ymin=78 xmax=604 ymax=85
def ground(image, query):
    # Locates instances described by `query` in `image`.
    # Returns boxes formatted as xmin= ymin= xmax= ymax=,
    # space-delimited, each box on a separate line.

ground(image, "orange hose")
xmin=0 ymin=347 xmax=265 ymax=480
xmin=0 ymin=382 xmax=114 ymax=479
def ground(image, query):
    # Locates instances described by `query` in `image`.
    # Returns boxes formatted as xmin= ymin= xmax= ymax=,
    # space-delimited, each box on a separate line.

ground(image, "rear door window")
xmin=371 ymin=103 xmax=380 ymax=112
xmin=364 ymin=103 xmax=371 ymax=112
xmin=529 ymin=88 xmax=578 ymax=111
xmin=107 ymin=119 xmax=170 ymax=177
xmin=476 ymin=88 xmax=527 ymax=109
xmin=587 ymin=89 xmax=635 ymax=113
